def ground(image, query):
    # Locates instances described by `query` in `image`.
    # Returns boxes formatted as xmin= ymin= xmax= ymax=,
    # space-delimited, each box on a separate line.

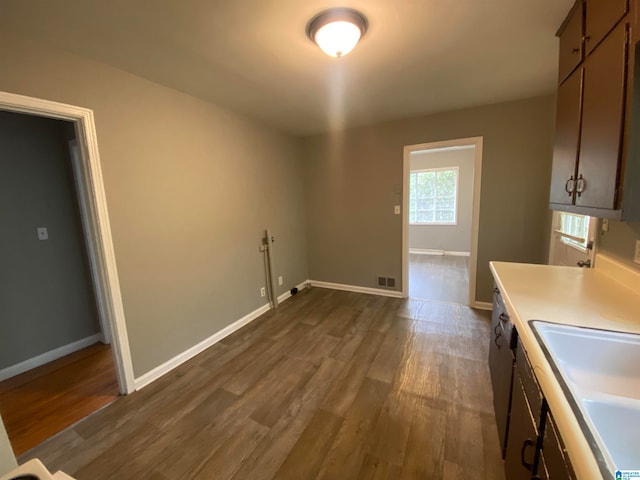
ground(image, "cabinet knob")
xmin=584 ymin=35 xmax=591 ymax=42
xmin=572 ymin=47 xmax=580 ymax=54
xmin=577 ymin=259 xmax=591 ymax=268
xmin=565 ymin=176 xmax=575 ymax=195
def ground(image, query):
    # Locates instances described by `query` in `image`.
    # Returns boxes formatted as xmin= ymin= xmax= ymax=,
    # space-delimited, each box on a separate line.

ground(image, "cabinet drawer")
xmin=492 ymin=288 xmax=514 ymax=347
xmin=515 ymin=337 xmax=543 ymax=428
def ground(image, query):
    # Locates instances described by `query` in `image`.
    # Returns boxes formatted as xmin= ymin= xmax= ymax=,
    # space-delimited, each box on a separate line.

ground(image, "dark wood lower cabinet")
xmin=489 ymin=288 xmax=515 ymax=457
xmin=537 ymin=410 xmax=576 ymax=480
xmin=488 ymin=311 xmax=576 ymax=479
xmin=505 ymin=367 xmax=539 ymax=479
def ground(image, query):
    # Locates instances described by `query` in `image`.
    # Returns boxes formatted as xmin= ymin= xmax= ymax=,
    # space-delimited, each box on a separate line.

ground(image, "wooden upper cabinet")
xmin=576 ymin=22 xmax=628 ymax=209
xmin=550 ymin=69 xmax=583 ymax=206
xmin=558 ymin=2 xmax=584 ymax=84
xmin=584 ymin=0 xmax=629 ymax=55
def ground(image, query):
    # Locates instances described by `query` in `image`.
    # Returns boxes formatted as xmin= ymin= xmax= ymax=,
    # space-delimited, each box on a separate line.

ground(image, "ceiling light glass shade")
xmin=307 ymin=8 xmax=368 ymax=58
xmin=314 ymin=21 xmax=361 ymax=58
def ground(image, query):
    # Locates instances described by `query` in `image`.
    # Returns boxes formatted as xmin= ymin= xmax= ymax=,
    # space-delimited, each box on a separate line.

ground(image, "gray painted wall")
xmin=409 ymin=148 xmax=474 ymax=252
xmin=599 ymin=220 xmax=640 ymax=269
xmin=302 ymin=95 xmax=555 ymax=303
xmin=0 ymin=31 xmax=309 ymax=377
xmin=0 ymin=112 xmax=101 ymax=369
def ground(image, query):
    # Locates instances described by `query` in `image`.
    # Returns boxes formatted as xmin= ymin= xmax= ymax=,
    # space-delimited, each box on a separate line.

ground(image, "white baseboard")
xmin=409 ymin=249 xmax=470 ymax=257
xmin=473 ymin=301 xmax=493 ymax=311
xmin=276 ymin=280 xmax=310 ymax=304
xmin=134 ymin=280 xmax=309 ymax=391
xmin=0 ymin=334 xmax=102 ymax=382
xmin=309 ymin=280 xmax=403 ymax=298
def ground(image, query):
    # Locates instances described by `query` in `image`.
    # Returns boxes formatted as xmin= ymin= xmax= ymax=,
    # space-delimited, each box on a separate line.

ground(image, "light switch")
xmin=394 ymin=205 xmax=401 ymax=215
xmin=37 ymin=227 xmax=48 ymax=240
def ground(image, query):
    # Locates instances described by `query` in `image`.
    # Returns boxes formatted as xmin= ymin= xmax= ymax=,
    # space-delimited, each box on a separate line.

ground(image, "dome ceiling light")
xmin=306 ymin=8 xmax=368 ymax=58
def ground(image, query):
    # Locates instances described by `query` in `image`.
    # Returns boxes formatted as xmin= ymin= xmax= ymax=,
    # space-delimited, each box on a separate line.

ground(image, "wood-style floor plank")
xmin=0 ymin=342 xmax=119 ymax=456
xmin=18 ymin=288 xmax=505 ymax=480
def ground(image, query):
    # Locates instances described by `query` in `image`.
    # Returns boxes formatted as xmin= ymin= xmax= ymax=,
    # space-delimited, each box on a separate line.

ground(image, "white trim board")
xmin=0 ymin=334 xmax=102 ymax=382
xmin=473 ymin=301 xmax=493 ymax=311
xmin=134 ymin=280 xmax=309 ymax=390
xmin=0 ymin=90 xmax=135 ymax=394
xmin=409 ymin=249 xmax=470 ymax=257
xmin=309 ymin=280 xmax=403 ymax=298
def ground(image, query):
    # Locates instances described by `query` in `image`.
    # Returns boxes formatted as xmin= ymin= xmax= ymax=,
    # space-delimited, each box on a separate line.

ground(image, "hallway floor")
xmin=408 ymin=254 xmax=470 ymax=305
xmin=0 ymin=342 xmax=119 ymax=455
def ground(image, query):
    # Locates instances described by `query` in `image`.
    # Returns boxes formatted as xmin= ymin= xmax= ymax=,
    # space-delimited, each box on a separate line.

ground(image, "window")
xmin=557 ymin=212 xmax=590 ymax=250
xmin=409 ymin=167 xmax=458 ymax=225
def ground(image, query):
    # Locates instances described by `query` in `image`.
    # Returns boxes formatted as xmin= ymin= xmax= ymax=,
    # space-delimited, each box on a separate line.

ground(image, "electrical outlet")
xmin=394 ymin=205 xmax=401 ymax=215
xmin=260 ymin=287 xmax=266 ymax=297
xmin=278 ymin=276 xmax=283 ymax=286
xmin=635 ymin=240 xmax=640 ymax=264
xmin=37 ymin=227 xmax=48 ymax=240
xmin=602 ymin=219 xmax=609 ymax=233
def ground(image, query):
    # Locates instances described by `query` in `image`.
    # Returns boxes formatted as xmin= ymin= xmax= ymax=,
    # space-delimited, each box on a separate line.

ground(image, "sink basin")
xmin=531 ymin=321 xmax=640 ymax=475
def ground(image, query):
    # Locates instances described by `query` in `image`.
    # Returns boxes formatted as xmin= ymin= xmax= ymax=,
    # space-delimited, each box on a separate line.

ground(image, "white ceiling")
xmin=0 ymin=0 xmax=573 ymax=135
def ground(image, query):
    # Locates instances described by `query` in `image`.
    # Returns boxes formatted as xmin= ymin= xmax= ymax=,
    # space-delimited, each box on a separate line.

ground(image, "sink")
xmin=531 ymin=321 xmax=640 ymax=475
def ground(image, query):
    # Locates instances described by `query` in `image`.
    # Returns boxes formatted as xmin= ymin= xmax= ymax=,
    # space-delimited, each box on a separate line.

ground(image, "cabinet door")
xmin=558 ymin=2 xmax=583 ymax=84
xmin=576 ymin=22 xmax=628 ymax=209
xmin=550 ymin=69 xmax=582 ymax=206
xmin=489 ymin=322 xmax=514 ymax=457
xmin=505 ymin=370 xmax=539 ymax=480
xmin=489 ymin=292 xmax=514 ymax=457
xmin=542 ymin=414 xmax=575 ymax=479
xmin=585 ymin=0 xmax=628 ymax=55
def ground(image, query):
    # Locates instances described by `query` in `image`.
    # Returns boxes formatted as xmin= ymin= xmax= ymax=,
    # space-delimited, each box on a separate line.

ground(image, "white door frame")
xmin=0 ymin=90 xmax=135 ymax=394
xmin=402 ymin=136 xmax=484 ymax=307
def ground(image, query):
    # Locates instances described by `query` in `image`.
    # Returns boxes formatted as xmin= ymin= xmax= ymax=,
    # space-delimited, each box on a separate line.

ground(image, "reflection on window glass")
xmin=558 ymin=212 xmax=590 ymax=249
xmin=409 ymin=167 xmax=458 ymax=224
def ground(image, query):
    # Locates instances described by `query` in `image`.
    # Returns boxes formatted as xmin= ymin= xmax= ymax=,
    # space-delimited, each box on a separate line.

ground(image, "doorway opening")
xmin=402 ymin=137 xmax=483 ymax=306
xmin=0 ymin=91 xmax=134 ymax=453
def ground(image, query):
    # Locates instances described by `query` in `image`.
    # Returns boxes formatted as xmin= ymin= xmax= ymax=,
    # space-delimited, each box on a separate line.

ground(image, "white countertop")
xmin=490 ymin=255 xmax=640 ymax=480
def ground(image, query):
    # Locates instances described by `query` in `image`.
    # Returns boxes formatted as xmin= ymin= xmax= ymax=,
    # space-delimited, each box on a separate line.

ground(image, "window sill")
xmin=410 ymin=222 xmax=457 ymax=226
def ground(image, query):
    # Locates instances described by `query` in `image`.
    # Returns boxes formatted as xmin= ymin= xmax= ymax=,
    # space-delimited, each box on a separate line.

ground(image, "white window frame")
xmin=409 ymin=166 xmax=459 ymax=226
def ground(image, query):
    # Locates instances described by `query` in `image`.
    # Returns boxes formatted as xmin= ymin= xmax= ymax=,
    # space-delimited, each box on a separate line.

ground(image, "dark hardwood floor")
xmin=409 ymin=254 xmax=470 ymax=305
xmin=20 ymin=288 xmax=504 ymax=479
xmin=0 ymin=343 xmax=119 ymax=456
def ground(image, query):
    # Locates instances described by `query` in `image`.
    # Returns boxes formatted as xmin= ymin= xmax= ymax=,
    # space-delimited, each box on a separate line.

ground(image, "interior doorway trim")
xmin=402 ymin=136 xmax=484 ymax=307
xmin=0 ymin=90 xmax=135 ymax=394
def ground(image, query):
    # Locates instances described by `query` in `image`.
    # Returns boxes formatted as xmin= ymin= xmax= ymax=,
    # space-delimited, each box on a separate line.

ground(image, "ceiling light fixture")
xmin=306 ymin=8 xmax=368 ymax=58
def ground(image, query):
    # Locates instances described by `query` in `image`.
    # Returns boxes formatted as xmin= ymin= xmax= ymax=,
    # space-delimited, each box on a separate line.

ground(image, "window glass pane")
xmin=409 ymin=167 xmax=458 ymax=225
xmin=436 ymin=210 xmax=455 ymax=222
xmin=558 ymin=212 xmax=590 ymax=248
xmin=438 ymin=197 xmax=455 ymax=210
